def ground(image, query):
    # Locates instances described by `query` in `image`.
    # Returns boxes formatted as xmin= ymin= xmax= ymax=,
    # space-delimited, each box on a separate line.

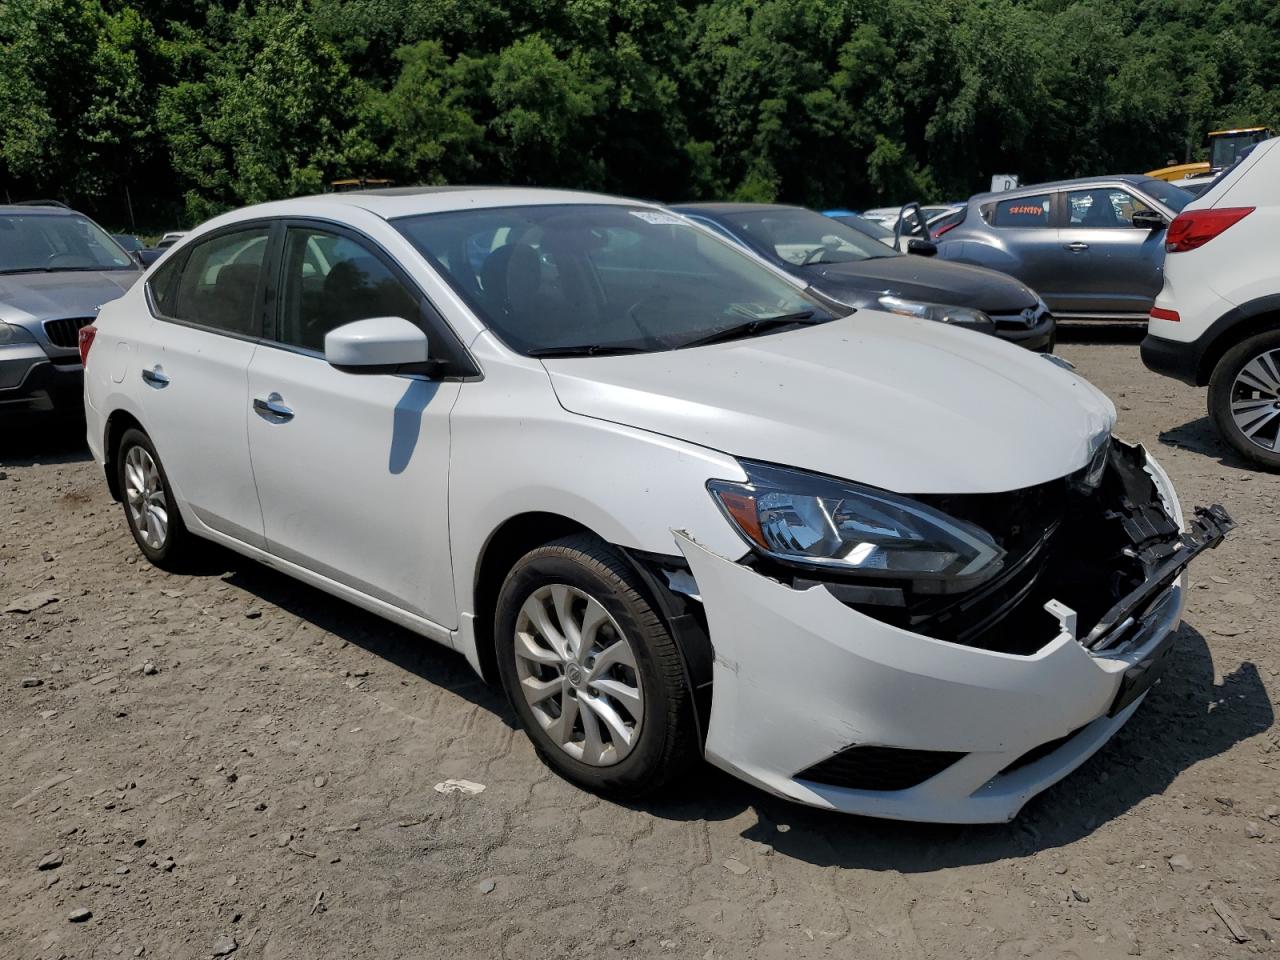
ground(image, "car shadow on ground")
xmin=1055 ymin=321 xmax=1145 ymax=345
xmin=1159 ymin=414 xmax=1267 ymax=471
xmin=0 ymin=414 xmax=92 ymax=467
xmin=639 ymin=623 xmax=1272 ymax=870
xmin=211 ymin=555 xmax=515 ymax=724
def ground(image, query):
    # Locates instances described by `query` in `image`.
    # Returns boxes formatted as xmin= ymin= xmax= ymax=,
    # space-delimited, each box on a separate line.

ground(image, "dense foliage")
xmin=1 ymin=0 xmax=1276 ymax=230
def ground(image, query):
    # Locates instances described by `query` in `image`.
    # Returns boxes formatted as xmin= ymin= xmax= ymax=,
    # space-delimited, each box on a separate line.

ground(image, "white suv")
xmin=82 ymin=188 xmax=1231 ymax=823
xmin=1141 ymin=137 xmax=1280 ymax=469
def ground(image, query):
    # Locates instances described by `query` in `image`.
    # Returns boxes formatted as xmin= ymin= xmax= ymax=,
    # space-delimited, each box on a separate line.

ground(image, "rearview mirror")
xmin=907 ymin=238 xmax=938 ymax=257
xmin=325 ymin=316 xmax=429 ymax=374
xmin=1131 ymin=210 xmax=1167 ymax=230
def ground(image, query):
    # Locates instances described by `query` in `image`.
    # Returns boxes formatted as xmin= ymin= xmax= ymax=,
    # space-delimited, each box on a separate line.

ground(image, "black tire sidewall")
xmin=116 ymin=427 xmax=186 ymax=565
xmin=495 ymin=544 xmax=685 ymax=794
xmin=1208 ymin=328 xmax=1280 ymax=470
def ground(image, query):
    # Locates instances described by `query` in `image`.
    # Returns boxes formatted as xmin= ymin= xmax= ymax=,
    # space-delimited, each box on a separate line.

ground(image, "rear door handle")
xmin=1065 ymin=241 xmax=1089 ymax=252
xmin=253 ymin=393 xmax=294 ymax=422
xmin=141 ymin=366 xmax=170 ymax=387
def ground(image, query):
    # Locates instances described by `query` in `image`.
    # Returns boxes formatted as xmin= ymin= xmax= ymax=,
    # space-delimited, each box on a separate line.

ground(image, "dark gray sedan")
xmin=935 ymin=176 xmax=1194 ymax=320
xmin=673 ymin=203 xmax=1055 ymax=351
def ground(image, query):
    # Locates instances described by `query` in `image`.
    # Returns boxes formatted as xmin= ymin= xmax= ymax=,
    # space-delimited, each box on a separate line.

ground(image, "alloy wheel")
xmin=512 ymin=583 xmax=644 ymax=766
xmin=124 ymin=445 xmax=168 ymax=550
xmin=1229 ymin=348 xmax=1280 ymax=452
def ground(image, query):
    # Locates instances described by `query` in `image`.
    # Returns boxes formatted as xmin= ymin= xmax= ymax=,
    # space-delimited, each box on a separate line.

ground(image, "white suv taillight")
xmin=78 ymin=324 xmax=97 ymax=365
xmin=1165 ymin=207 xmax=1254 ymax=253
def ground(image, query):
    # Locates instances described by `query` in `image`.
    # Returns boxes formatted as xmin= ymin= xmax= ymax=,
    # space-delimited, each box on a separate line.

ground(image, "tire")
xmin=494 ymin=534 xmax=698 ymax=797
xmin=116 ymin=427 xmax=197 ymax=570
xmin=1208 ymin=329 xmax=1280 ymax=471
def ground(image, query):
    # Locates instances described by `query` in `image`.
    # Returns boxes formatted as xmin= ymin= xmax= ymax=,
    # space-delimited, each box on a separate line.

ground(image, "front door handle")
xmin=253 ymin=393 xmax=294 ymax=422
xmin=140 ymin=366 xmax=170 ymax=387
xmin=1065 ymin=241 xmax=1089 ymax=252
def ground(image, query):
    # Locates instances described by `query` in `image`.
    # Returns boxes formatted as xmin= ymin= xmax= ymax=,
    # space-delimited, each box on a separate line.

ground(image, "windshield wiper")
xmin=677 ymin=311 xmax=820 ymax=349
xmin=526 ymin=344 xmax=651 ymax=358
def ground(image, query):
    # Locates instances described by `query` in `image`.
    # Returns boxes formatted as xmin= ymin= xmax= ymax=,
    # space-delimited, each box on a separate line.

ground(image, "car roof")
xmin=0 ymin=203 xmax=75 ymax=216
xmin=243 ymin=186 xmax=650 ymax=221
xmin=968 ymin=174 xmax=1155 ymax=203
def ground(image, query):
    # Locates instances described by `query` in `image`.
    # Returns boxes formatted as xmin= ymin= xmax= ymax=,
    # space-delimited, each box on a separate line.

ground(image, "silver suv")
xmin=0 ymin=202 xmax=141 ymax=414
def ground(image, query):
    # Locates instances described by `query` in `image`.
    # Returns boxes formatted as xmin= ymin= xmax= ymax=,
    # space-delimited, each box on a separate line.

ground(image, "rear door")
xmin=981 ymin=192 xmax=1066 ymax=306
xmin=1058 ymin=186 xmax=1166 ymax=314
xmin=135 ymin=224 xmax=273 ymax=547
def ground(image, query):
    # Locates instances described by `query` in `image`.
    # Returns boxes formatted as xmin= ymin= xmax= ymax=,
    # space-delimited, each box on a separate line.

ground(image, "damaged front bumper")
xmin=674 ymin=446 xmax=1233 ymax=824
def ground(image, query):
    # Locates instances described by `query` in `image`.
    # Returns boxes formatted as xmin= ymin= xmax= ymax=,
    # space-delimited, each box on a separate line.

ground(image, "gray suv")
xmin=0 ymin=202 xmax=141 ymax=414
xmin=936 ymin=176 xmax=1194 ymax=319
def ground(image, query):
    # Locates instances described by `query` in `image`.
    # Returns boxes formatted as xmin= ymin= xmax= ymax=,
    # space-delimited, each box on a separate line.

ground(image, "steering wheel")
xmin=46 ymin=253 xmax=82 ymax=268
xmin=625 ymin=293 xmax=669 ymax=339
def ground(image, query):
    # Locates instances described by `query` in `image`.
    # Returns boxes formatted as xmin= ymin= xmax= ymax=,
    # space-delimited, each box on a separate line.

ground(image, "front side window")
xmin=167 ymin=227 xmax=270 ymax=335
xmin=988 ymin=194 xmax=1053 ymax=228
xmin=394 ymin=204 xmax=838 ymax=356
xmin=276 ymin=228 xmax=418 ymax=352
xmin=0 ymin=213 xmax=134 ymax=274
xmin=719 ymin=207 xmax=899 ymax=266
xmin=1065 ymin=188 xmax=1152 ymax=229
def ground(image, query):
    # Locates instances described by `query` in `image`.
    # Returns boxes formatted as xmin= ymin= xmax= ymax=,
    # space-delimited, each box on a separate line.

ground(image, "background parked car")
xmin=155 ymin=231 xmax=187 ymax=249
xmin=674 ymin=202 xmax=1055 ymax=350
xmin=1141 ymin=136 xmax=1280 ymax=469
xmin=0 ymin=201 xmax=141 ymax=414
xmin=936 ymin=176 xmax=1193 ymax=319
xmin=112 ymin=233 xmax=163 ymax=266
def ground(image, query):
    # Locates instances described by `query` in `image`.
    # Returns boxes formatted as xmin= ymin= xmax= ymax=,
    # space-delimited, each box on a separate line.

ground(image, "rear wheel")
xmin=1208 ymin=329 xmax=1280 ymax=470
xmin=116 ymin=427 xmax=197 ymax=569
xmin=494 ymin=534 xmax=697 ymax=797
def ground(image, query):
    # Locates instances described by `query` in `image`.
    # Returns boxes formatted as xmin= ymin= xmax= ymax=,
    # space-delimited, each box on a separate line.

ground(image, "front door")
xmin=1058 ymin=187 xmax=1166 ymax=315
xmin=135 ymin=225 xmax=271 ymax=547
xmin=245 ymin=224 xmax=460 ymax=627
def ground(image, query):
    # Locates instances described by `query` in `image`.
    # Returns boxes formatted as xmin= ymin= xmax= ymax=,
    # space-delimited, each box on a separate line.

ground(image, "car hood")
xmin=542 ymin=311 xmax=1114 ymax=494
xmin=798 ymin=255 xmax=1039 ymax=314
xmin=0 ymin=270 xmax=140 ymax=325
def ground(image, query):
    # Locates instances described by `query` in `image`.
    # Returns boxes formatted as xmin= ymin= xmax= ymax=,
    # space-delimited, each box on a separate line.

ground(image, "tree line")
xmin=1 ymin=0 xmax=1276 ymax=232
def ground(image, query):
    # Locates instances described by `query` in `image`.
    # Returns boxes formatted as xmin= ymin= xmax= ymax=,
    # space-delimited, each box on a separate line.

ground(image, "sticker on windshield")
xmin=629 ymin=210 xmax=685 ymax=225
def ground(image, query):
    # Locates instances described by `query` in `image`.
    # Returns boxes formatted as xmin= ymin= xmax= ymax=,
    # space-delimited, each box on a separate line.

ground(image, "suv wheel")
xmin=494 ymin=534 xmax=697 ymax=797
xmin=116 ymin=427 xmax=196 ymax=569
xmin=1208 ymin=329 xmax=1280 ymax=470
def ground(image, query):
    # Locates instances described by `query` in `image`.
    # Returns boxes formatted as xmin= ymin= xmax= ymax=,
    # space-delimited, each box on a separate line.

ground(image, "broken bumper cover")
xmin=676 ymin=452 xmax=1232 ymax=824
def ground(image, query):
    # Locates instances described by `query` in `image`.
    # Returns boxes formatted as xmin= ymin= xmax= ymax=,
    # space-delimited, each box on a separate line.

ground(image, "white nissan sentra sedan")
xmin=79 ymin=187 xmax=1233 ymax=823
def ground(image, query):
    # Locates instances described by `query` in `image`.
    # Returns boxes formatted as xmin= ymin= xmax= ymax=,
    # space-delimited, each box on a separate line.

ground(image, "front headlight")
xmin=0 ymin=322 xmax=36 ymax=346
xmin=877 ymin=295 xmax=994 ymax=332
xmin=708 ymin=461 xmax=1005 ymax=588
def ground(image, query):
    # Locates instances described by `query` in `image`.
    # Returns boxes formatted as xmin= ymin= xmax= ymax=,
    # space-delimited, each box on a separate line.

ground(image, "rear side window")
xmin=166 ymin=228 xmax=270 ymax=335
xmin=147 ymin=255 xmax=183 ymax=316
xmin=989 ymin=194 xmax=1052 ymax=228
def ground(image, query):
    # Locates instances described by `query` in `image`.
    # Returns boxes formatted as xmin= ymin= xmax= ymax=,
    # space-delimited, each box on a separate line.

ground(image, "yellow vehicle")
xmin=1147 ymin=126 xmax=1273 ymax=182
xmin=330 ymin=177 xmax=395 ymax=192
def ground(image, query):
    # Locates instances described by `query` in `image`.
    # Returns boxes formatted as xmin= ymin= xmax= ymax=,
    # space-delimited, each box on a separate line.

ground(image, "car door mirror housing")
xmin=907 ymin=238 xmax=938 ymax=257
xmin=135 ymin=248 xmax=161 ymax=267
xmin=1131 ymin=210 xmax=1167 ymax=230
xmin=324 ymin=316 xmax=430 ymax=374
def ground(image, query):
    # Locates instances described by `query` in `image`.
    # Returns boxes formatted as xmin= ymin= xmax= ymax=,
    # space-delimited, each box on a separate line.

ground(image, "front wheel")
xmin=494 ymin=534 xmax=698 ymax=797
xmin=1208 ymin=329 xmax=1280 ymax=470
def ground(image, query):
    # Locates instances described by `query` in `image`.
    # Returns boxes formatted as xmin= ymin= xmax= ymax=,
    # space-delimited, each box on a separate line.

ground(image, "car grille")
xmin=795 ymin=744 xmax=966 ymax=791
xmin=43 ymin=316 xmax=95 ymax=349
xmin=989 ymin=305 xmax=1049 ymax=330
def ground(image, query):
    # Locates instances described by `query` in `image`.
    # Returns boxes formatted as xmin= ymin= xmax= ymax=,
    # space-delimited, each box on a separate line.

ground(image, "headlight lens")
xmin=877 ymin=295 xmax=994 ymax=331
xmin=0 ymin=321 xmax=36 ymax=346
xmin=708 ymin=461 xmax=1005 ymax=586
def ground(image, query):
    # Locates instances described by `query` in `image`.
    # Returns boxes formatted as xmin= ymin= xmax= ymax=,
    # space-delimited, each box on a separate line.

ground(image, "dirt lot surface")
xmin=1 ymin=333 xmax=1277 ymax=960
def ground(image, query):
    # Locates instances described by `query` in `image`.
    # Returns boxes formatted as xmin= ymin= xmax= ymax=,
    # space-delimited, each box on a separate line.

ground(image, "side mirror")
xmin=325 ymin=316 xmax=429 ymax=374
xmin=907 ymin=238 xmax=938 ymax=257
xmin=1131 ymin=210 xmax=1167 ymax=230
xmin=135 ymin=248 xmax=161 ymax=267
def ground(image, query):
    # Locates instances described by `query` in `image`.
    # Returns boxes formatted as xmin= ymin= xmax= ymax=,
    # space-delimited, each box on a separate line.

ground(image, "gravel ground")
xmin=1 ymin=334 xmax=1277 ymax=960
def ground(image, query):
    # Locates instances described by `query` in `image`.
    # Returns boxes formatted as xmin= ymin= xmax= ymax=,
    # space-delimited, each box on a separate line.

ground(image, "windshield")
xmin=1138 ymin=179 xmax=1194 ymax=213
xmin=832 ymin=214 xmax=895 ymax=241
xmin=1210 ymin=133 xmax=1265 ymax=171
xmin=719 ymin=207 xmax=898 ymax=266
xmin=0 ymin=213 xmax=134 ymax=273
xmin=393 ymin=204 xmax=840 ymax=356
